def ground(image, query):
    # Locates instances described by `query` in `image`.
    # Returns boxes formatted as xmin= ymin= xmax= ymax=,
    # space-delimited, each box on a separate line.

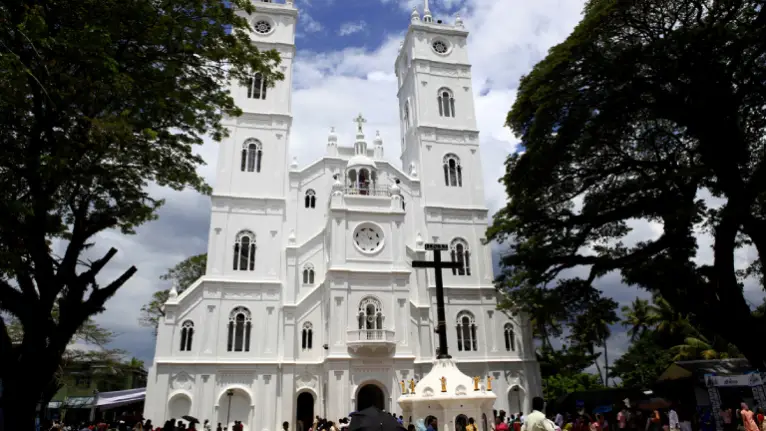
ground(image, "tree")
xmin=569 ymin=296 xmax=619 ymax=387
xmin=486 ymin=0 xmax=766 ymax=369
xmin=0 ymin=0 xmax=282 ymax=427
xmin=538 ymin=344 xmax=603 ymax=400
xmin=621 ymin=298 xmax=656 ymax=342
xmin=610 ymin=332 xmax=673 ymax=388
xmin=139 ymin=253 xmax=206 ymax=332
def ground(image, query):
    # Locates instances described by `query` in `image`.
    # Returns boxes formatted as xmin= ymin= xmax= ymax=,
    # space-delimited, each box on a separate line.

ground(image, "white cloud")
xmin=338 ymin=21 xmax=367 ymax=36
xmin=299 ymin=12 xmax=323 ymax=34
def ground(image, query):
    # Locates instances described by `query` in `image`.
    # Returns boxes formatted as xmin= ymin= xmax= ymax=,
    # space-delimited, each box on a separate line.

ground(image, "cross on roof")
xmin=353 ymin=113 xmax=367 ymax=133
xmin=412 ymin=243 xmax=461 ymax=359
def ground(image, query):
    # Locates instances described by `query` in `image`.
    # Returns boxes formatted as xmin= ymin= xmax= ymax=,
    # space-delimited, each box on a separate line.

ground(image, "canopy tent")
xmin=95 ymin=388 xmax=146 ymax=409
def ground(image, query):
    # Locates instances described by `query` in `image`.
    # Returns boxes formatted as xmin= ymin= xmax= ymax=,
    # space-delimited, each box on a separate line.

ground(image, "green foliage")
xmin=0 ymin=0 xmax=282 ymax=426
xmin=538 ymin=345 xmax=603 ymax=400
xmin=545 ymin=373 xmax=604 ymax=402
xmin=487 ymin=0 xmax=766 ymax=369
xmin=139 ymin=253 xmax=207 ymax=332
xmin=610 ymin=332 xmax=673 ymax=388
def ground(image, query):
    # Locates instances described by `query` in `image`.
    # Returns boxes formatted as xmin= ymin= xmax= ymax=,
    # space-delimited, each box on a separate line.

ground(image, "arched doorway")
xmin=456 ymin=415 xmax=468 ymax=431
xmin=508 ymin=386 xmax=525 ymax=416
xmin=217 ymin=388 xmax=252 ymax=431
xmin=296 ymin=392 xmax=315 ymax=431
xmin=168 ymin=394 xmax=192 ymax=419
xmin=356 ymin=384 xmax=385 ymax=411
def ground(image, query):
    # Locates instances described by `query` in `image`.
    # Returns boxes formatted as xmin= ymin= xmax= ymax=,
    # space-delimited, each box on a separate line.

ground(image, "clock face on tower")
xmin=353 ymin=224 xmax=384 ymax=253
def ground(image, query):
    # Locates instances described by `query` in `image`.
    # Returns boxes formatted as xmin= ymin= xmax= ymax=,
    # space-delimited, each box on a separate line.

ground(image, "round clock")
xmin=354 ymin=224 xmax=384 ymax=254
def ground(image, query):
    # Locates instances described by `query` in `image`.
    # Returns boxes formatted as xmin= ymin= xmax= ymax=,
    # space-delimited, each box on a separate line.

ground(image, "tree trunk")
xmin=603 ymin=339 xmax=610 ymax=388
xmin=2 ymin=374 xmax=43 ymax=431
xmin=591 ymin=349 xmax=605 ymax=386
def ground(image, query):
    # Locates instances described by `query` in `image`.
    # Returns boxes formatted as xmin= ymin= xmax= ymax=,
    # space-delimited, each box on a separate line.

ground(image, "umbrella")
xmin=349 ymin=407 xmax=406 ymax=431
xmin=182 ymin=415 xmax=200 ymax=424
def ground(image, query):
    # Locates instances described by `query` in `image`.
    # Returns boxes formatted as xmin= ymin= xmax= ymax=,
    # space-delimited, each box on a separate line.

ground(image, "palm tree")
xmin=570 ymin=297 xmax=619 ymax=387
xmin=650 ymin=295 xmax=693 ymax=340
xmin=621 ymin=298 xmax=656 ymax=341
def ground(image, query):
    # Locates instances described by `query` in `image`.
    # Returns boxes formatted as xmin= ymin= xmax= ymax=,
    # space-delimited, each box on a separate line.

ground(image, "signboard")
xmin=425 ymin=243 xmax=448 ymax=251
xmin=705 ymin=374 xmax=763 ymax=387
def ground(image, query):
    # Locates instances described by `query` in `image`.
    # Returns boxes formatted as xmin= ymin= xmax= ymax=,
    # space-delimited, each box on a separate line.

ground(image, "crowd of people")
xmin=39 ymin=399 xmax=766 ymax=431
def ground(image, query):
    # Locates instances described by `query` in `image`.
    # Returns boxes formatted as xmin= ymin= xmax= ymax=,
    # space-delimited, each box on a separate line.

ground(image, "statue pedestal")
xmin=398 ymin=358 xmax=496 ymax=431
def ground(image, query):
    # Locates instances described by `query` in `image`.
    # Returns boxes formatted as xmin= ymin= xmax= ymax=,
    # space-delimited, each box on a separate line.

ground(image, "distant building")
xmin=46 ymin=359 xmax=147 ymax=424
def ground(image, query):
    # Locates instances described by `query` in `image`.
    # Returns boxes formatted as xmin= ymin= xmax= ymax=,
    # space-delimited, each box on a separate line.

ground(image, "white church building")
xmin=143 ymin=0 xmax=542 ymax=429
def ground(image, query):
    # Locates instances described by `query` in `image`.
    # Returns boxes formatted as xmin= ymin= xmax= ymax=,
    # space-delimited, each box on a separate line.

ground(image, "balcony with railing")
xmin=344 ymin=185 xmax=391 ymax=197
xmin=346 ymin=329 xmax=397 ymax=353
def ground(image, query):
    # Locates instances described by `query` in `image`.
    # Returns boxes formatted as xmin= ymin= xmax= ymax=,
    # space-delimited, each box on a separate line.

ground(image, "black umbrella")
xmin=182 ymin=415 xmax=200 ymax=424
xmin=349 ymin=407 xmax=406 ymax=431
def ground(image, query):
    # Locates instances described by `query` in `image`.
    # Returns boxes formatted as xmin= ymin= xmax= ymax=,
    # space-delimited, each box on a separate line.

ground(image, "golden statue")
xmin=487 ymin=375 xmax=493 ymax=391
xmin=473 ymin=376 xmax=480 ymax=391
xmin=410 ymin=379 xmax=416 ymax=394
xmin=440 ymin=376 xmax=447 ymax=392
xmin=401 ymin=380 xmax=406 ymax=393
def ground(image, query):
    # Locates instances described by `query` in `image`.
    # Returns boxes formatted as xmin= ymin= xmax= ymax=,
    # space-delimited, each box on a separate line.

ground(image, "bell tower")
xmin=206 ymin=0 xmax=298 ymax=277
xmin=213 ymin=0 xmax=297 ymax=200
xmin=394 ymin=1 xmax=485 ymax=209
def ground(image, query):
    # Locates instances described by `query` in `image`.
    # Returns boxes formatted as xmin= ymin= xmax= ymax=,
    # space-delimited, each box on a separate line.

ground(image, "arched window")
xmin=442 ymin=154 xmax=462 ymax=187
xmin=301 ymin=322 xmax=313 ymax=350
xmin=302 ymin=263 xmax=315 ymax=285
xmin=233 ymin=230 xmax=256 ymax=271
xmin=247 ymin=73 xmax=268 ymax=100
xmin=456 ymin=311 xmax=478 ymax=352
xmin=437 ymin=88 xmax=455 ymax=118
xmin=227 ymin=307 xmax=252 ymax=352
xmin=240 ymin=139 xmax=263 ymax=173
xmin=403 ymin=102 xmax=410 ymax=131
xmin=305 ymin=189 xmax=316 ymax=208
xmin=179 ymin=320 xmax=194 ymax=352
xmin=358 ymin=297 xmax=384 ymax=336
xmin=450 ymin=238 xmax=471 ymax=276
xmin=504 ymin=323 xmax=515 ymax=352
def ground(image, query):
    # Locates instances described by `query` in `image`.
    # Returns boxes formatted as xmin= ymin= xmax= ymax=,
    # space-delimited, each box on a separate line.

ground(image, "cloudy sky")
xmin=80 ymin=0 xmax=763 ymax=376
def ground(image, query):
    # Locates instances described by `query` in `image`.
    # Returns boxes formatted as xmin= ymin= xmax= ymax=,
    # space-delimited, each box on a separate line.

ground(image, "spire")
xmin=423 ymin=0 xmax=432 ymax=22
xmin=410 ymin=7 xmax=420 ymax=23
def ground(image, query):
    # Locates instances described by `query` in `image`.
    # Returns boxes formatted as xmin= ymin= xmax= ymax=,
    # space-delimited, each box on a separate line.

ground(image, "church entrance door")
xmin=296 ymin=392 xmax=314 ymax=431
xmin=356 ymin=384 xmax=385 ymax=411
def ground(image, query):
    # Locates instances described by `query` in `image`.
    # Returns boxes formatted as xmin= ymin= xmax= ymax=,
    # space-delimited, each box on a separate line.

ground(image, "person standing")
xmin=722 ymin=408 xmax=734 ymax=431
xmin=741 ymin=403 xmax=758 ymax=431
xmin=521 ymin=397 xmax=555 ymax=431
xmin=669 ymin=408 xmax=679 ymax=431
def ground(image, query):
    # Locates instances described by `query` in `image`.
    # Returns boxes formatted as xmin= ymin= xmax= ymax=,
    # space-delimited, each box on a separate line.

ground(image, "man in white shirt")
xmin=668 ymin=408 xmax=679 ymax=431
xmin=555 ymin=413 xmax=564 ymax=428
xmin=522 ymin=397 xmax=555 ymax=431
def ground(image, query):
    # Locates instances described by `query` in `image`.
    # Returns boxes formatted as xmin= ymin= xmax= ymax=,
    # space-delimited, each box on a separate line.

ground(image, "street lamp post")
xmin=226 ymin=389 xmax=234 ymax=429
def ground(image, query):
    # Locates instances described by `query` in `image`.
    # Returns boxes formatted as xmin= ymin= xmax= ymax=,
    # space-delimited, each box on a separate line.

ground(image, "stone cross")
xmin=353 ymin=113 xmax=367 ymax=133
xmin=412 ymin=243 xmax=461 ymax=359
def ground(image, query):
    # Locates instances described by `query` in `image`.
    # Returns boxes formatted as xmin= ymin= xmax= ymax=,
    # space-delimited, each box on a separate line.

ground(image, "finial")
xmin=290 ymin=157 xmax=298 ymax=169
xmin=328 ymin=126 xmax=337 ymax=142
xmin=288 ymin=230 xmax=296 ymax=243
xmin=353 ymin=113 xmax=367 ymax=134
xmin=374 ymin=130 xmax=383 ymax=145
xmin=411 ymin=7 xmax=420 ymax=22
xmin=455 ymin=13 xmax=464 ymax=27
xmin=169 ymin=280 xmax=179 ymax=299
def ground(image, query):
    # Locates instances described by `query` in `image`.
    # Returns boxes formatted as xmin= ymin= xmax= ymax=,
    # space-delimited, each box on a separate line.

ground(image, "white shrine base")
xmin=398 ymin=358 xmax=496 ymax=431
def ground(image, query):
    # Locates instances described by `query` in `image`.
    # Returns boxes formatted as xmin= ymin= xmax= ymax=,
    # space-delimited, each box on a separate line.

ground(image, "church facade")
xmin=143 ymin=1 xmax=542 ymax=430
